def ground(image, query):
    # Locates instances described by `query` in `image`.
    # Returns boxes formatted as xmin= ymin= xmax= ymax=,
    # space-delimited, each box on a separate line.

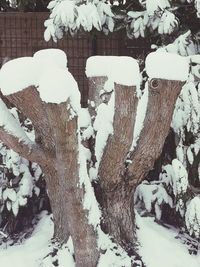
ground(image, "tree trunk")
xmin=0 ymin=74 xmax=184 ymax=266
xmin=94 ymin=82 xmax=138 ymax=252
xmin=100 ymin=183 xmax=135 ymax=255
xmin=44 ymin=102 xmax=99 ymax=267
xmin=4 ymin=88 xmax=99 ymax=267
xmin=91 ymin=78 xmax=184 ymax=256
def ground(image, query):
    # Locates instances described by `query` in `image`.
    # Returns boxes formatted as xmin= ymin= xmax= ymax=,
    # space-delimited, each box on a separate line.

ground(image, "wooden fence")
xmin=0 ymin=12 xmax=151 ymax=105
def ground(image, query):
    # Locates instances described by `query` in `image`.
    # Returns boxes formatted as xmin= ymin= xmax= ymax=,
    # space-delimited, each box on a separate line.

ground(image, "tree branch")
xmin=0 ymin=90 xmax=51 ymax=166
xmin=99 ymin=83 xmax=138 ymax=190
xmin=5 ymin=86 xmax=55 ymax=153
xmin=0 ymin=126 xmax=46 ymax=165
xmin=126 ymin=78 xmax=184 ymax=186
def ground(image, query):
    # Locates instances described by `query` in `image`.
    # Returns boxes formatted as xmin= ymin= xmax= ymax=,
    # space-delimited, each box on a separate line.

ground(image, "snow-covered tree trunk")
xmin=0 ymin=50 xmax=189 ymax=266
xmin=88 ymin=77 xmax=184 ymax=254
xmin=1 ymin=86 xmax=99 ymax=267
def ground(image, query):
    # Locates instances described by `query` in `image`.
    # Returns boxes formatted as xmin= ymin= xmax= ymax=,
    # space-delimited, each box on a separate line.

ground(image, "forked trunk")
xmin=90 ymin=78 xmax=184 ymax=257
xmin=0 ymin=73 xmax=184 ymax=266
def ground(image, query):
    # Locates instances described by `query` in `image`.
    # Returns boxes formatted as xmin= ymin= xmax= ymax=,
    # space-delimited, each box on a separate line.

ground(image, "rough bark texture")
xmin=95 ymin=78 xmax=184 ymax=254
xmin=88 ymin=76 xmax=108 ymax=109
xmin=43 ymin=103 xmax=99 ymax=267
xmin=6 ymin=87 xmax=55 ymax=153
xmin=94 ymin=82 xmax=138 ymax=253
xmin=1 ymin=87 xmax=99 ymax=267
xmin=127 ymin=79 xmax=184 ymax=186
xmin=0 ymin=75 xmax=184 ymax=266
xmin=87 ymin=76 xmax=108 ymax=167
xmin=99 ymin=83 xmax=138 ymax=189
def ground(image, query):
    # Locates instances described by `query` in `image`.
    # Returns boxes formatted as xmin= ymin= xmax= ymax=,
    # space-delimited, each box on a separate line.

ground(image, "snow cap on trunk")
xmin=0 ymin=57 xmax=36 ymax=95
xmin=85 ymin=56 xmax=141 ymax=87
xmin=145 ymin=51 xmax=189 ymax=81
xmin=33 ymin=48 xmax=68 ymax=72
xmin=38 ymin=68 xmax=80 ymax=110
xmin=0 ymin=49 xmax=80 ymax=111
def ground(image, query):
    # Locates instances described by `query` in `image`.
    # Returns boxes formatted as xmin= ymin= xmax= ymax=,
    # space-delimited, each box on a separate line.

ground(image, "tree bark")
xmin=44 ymin=102 xmax=99 ymax=267
xmin=88 ymin=76 xmax=108 ymax=109
xmin=6 ymin=86 xmax=55 ymax=153
xmin=94 ymin=78 xmax=184 ymax=255
xmin=0 ymin=76 xmax=184 ymax=266
xmin=127 ymin=79 xmax=184 ymax=186
xmin=2 ymin=87 xmax=99 ymax=267
xmin=94 ymin=82 xmax=138 ymax=253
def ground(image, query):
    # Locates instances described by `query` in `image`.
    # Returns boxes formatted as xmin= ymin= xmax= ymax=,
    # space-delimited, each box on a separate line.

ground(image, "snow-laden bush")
xmin=134 ymin=28 xmax=200 ymax=240
xmin=134 ymin=180 xmax=173 ymax=220
xmin=135 ymin=159 xmax=188 ymax=218
xmin=0 ymin=107 xmax=49 ymax=234
xmin=0 ymin=145 xmax=42 ymax=216
xmin=135 ymin=71 xmax=200 ymax=233
xmin=44 ymin=0 xmax=186 ymax=41
xmin=185 ymin=196 xmax=200 ymax=238
xmin=44 ymin=0 xmax=114 ymax=41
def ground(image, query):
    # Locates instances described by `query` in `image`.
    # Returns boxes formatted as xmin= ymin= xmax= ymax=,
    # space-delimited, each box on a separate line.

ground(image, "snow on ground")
xmin=0 ymin=211 xmax=74 ymax=267
xmin=0 ymin=211 xmax=200 ymax=267
xmin=0 ymin=211 xmax=54 ymax=267
xmin=136 ymin=214 xmax=200 ymax=267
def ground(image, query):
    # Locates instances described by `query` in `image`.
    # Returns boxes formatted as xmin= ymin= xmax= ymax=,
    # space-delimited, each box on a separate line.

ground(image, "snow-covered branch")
xmin=44 ymin=0 xmax=114 ymax=41
xmin=0 ymin=126 xmax=45 ymax=165
xmin=126 ymin=52 xmax=189 ymax=186
xmin=0 ymin=99 xmax=45 ymax=164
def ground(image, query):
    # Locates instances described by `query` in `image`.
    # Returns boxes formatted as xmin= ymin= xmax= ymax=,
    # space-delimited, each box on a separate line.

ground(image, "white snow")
xmin=91 ymin=93 xmax=115 ymax=180
xmin=0 ymin=57 xmax=36 ymax=94
xmin=97 ymin=229 xmax=132 ymax=267
xmin=38 ymin=68 xmax=80 ymax=111
xmin=78 ymin=140 xmax=102 ymax=227
xmin=33 ymin=48 xmax=68 ymax=84
xmin=33 ymin=48 xmax=67 ymax=70
xmin=134 ymin=180 xmax=173 ymax=220
xmin=86 ymin=56 xmax=141 ymax=87
xmin=78 ymin=108 xmax=91 ymax=128
xmin=172 ymin=159 xmax=188 ymax=196
xmin=146 ymin=0 xmax=170 ymax=16
xmin=146 ymin=52 xmax=189 ymax=81
xmin=137 ymin=213 xmax=200 ymax=267
xmin=1 ymin=211 xmax=200 ymax=267
xmin=0 ymin=211 xmax=55 ymax=267
xmin=131 ymin=82 xmax=148 ymax=149
xmin=185 ymin=197 xmax=200 ymax=238
xmin=0 ymin=99 xmax=32 ymax=146
xmin=78 ymin=113 xmax=102 ymax=227
xmin=0 ymin=49 xmax=80 ymax=109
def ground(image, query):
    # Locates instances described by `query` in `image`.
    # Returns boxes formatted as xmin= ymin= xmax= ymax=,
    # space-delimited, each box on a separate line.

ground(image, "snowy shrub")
xmin=185 ymin=196 xmax=200 ymax=238
xmin=44 ymin=0 xmax=114 ymax=41
xmin=135 ymin=157 xmax=190 ymax=216
xmin=127 ymin=4 xmax=179 ymax=39
xmin=134 ymin=180 xmax=173 ymax=220
xmin=44 ymin=0 xmax=192 ymax=41
xmin=136 ymin=27 xmax=200 ymax=239
xmin=159 ymin=160 xmax=189 ymax=217
xmin=0 ymin=108 xmax=49 ymax=234
xmin=158 ymin=31 xmax=197 ymax=57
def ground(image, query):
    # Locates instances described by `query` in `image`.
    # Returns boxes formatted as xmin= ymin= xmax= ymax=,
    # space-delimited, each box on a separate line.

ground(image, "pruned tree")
xmin=0 ymin=49 xmax=189 ymax=266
